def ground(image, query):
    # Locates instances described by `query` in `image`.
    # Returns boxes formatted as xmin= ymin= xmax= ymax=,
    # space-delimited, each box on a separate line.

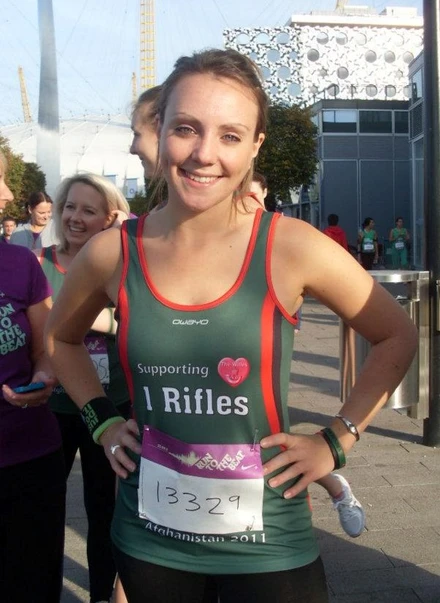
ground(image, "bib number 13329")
xmin=138 ymin=426 xmax=264 ymax=535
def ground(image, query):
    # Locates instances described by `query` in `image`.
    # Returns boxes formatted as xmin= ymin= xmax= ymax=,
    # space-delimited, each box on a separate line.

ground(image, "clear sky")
xmin=0 ymin=0 xmax=423 ymax=126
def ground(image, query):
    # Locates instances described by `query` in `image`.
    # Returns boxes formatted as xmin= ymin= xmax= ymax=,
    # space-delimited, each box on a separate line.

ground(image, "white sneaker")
xmin=331 ymin=474 xmax=365 ymax=538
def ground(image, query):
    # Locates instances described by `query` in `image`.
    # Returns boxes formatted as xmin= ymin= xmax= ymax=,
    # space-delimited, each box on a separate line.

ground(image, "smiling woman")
xmin=36 ymin=172 xmax=132 ymax=603
xmin=10 ymin=190 xmax=59 ymax=250
xmin=45 ymin=49 xmax=417 ymax=603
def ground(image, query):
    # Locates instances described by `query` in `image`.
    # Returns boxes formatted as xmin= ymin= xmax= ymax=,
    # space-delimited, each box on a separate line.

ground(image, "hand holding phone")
xmin=12 ymin=381 xmax=46 ymax=394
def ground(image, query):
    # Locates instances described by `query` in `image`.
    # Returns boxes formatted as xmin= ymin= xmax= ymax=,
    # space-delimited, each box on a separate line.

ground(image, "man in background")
xmin=322 ymin=213 xmax=349 ymax=251
xmin=0 ymin=216 xmax=17 ymax=243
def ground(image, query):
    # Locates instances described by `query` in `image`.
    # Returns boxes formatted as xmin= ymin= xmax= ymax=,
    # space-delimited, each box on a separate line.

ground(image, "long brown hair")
xmin=132 ymin=85 xmax=162 ymax=126
xmin=150 ymin=48 xmax=268 ymax=208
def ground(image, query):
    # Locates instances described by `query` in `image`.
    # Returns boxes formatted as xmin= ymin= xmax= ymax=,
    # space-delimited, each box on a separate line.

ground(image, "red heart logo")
xmin=218 ymin=357 xmax=250 ymax=387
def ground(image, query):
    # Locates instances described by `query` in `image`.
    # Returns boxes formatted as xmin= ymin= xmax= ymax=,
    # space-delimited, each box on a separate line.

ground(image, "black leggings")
xmin=0 ymin=450 xmax=66 ymax=603
xmin=360 ymin=252 xmax=375 ymax=270
xmin=57 ymin=401 xmax=131 ymax=603
xmin=113 ymin=546 xmax=329 ymax=603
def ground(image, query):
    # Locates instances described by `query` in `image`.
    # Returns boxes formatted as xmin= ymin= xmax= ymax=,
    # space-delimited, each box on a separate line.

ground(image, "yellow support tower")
xmin=140 ymin=0 xmax=156 ymax=91
xmin=132 ymin=71 xmax=138 ymax=105
xmin=18 ymin=66 xmax=32 ymax=123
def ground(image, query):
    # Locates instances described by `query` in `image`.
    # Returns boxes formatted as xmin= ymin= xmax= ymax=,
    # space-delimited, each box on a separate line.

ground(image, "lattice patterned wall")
xmin=224 ymin=22 xmax=423 ymax=106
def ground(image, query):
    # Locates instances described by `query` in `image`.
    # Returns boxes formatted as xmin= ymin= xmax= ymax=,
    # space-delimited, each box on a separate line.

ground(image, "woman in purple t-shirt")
xmin=0 ymin=150 xmax=66 ymax=603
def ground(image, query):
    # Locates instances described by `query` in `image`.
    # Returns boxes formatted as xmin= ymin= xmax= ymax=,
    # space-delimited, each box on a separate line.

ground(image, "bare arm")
xmin=262 ymin=219 xmax=418 ymax=496
xmin=45 ymin=228 xmax=122 ymax=408
xmin=44 ymin=227 xmax=140 ymax=476
xmin=33 ymin=246 xmax=117 ymax=336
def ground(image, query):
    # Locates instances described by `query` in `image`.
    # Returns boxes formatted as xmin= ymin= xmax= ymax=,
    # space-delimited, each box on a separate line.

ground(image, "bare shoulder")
xmin=80 ymin=227 xmax=121 ymax=266
xmin=271 ymin=216 xmax=375 ymax=312
xmin=272 ymin=216 xmax=334 ymax=264
xmin=273 ymin=215 xmax=316 ymax=243
xmin=70 ymin=227 xmax=123 ymax=292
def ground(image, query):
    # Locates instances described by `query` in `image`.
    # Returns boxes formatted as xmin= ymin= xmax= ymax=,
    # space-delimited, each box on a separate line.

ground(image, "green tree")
xmin=128 ymin=191 xmax=149 ymax=216
xmin=127 ymin=179 xmax=166 ymax=215
xmin=0 ymin=135 xmax=47 ymax=221
xmin=22 ymin=162 xmax=47 ymax=201
xmin=256 ymin=103 xmax=317 ymax=206
xmin=0 ymin=136 xmax=25 ymax=210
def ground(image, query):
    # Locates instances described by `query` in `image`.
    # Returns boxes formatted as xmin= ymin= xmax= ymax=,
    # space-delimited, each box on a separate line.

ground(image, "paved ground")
xmin=62 ymin=298 xmax=440 ymax=603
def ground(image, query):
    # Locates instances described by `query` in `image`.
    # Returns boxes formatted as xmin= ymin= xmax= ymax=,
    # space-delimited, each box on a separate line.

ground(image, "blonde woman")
xmin=37 ymin=173 xmax=130 ymax=603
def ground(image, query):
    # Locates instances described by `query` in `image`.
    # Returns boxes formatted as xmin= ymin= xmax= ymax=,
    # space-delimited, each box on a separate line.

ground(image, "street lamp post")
xmin=423 ymin=0 xmax=440 ymax=446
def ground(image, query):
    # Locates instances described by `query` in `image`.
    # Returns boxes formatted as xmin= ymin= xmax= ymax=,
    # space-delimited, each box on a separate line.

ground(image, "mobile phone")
xmin=12 ymin=381 xmax=46 ymax=394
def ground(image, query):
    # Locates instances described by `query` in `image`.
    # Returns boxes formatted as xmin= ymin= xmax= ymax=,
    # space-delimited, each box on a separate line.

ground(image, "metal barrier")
xmin=340 ymin=270 xmax=429 ymax=419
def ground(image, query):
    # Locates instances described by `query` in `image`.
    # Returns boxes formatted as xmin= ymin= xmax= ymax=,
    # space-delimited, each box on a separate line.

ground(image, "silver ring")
xmin=22 ymin=404 xmax=28 ymax=410
xmin=110 ymin=444 xmax=121 ymax=456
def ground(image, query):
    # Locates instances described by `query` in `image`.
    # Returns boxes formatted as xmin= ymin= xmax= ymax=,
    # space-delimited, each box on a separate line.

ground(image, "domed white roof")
xmin=1 ymin=113 xmax=145 ymax=196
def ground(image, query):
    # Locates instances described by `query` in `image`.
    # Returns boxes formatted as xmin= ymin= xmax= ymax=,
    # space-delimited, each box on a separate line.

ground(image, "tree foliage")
xmin=0 ymin=135 xmax=47 ymax=221
xmin=128 ymin=191 xmax=149 ymax=216
xmin=256 ymin=103 xmax=317 ymax=205
xmin=22 ymin=162 xmax=47 ymax=202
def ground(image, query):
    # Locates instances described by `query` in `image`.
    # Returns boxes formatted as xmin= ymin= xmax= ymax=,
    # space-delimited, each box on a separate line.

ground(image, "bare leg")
xmin=315 ymin=473 xmax=365 ymax=538
xmin=316 ymin=473 xmax=343 ymax=498
xmin=113 ymin=576 xmax=128 ymax=603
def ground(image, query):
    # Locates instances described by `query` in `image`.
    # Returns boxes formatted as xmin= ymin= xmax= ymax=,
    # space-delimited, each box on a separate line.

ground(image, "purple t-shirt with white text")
xmin=0 ymin=244 xmax=61 ymax=468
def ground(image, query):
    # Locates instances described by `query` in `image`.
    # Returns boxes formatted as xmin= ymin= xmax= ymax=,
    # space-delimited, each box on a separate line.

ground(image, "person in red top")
xmin=322 ymin=214 xmax=349 ymax=251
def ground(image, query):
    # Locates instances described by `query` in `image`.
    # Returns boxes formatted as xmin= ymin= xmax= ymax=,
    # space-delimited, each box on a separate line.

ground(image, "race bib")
xmin=138 ymin=426 xmax=264 ymax=535
xmin=362 ymin=240 xmax=375 ymax=253
xmin=85 ymin=336 xmax=109 ymax=384
xmin=395 ymin=240 xmax=405 ymax=250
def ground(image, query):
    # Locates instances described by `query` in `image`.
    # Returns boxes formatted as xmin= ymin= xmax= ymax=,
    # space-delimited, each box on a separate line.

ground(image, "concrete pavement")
xmin=62 ymin=298 xmax=440 ymax=602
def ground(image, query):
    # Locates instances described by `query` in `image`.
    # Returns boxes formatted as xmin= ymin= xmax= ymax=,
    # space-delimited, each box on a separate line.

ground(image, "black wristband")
xmin=81 ymin=396 xmax=124 ymax=444
xmin=318 ymin=427 xmax=347 ymax=470
xmin=319 ymin=431 xmax=338 ymax=470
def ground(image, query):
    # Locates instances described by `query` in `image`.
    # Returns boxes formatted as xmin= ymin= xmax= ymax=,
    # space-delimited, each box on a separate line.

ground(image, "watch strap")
xmin=335 ymin=414 xmax=360 ymax=441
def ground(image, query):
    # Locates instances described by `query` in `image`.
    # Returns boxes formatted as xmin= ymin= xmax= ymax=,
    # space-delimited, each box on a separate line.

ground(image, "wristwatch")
xmin=335 ymin=414 xmax=360 ymax=441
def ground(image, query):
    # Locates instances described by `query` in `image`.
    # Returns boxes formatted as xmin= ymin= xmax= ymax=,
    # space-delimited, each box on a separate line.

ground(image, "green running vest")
xmin=391 ymin=227 xmax=408 ymax=248
xmin=113 ymin=210 xmax=319 ymax=574
xmin=39 ymin=246 xmax=129 ymax=413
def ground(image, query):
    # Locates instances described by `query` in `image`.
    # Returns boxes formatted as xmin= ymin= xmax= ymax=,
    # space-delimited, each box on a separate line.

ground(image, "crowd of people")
xmin=319 ymin=214 xmax=411 ymax=271
xmin=0 ymin=48 xmax=418 ymax=603
xmin=356 ymin=216 xmax=411 ymax=270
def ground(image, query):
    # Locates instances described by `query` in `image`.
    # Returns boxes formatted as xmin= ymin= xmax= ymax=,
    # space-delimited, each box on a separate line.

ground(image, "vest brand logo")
xmin=218 ymin=357 xmax=250 ymax=388
xmin=172 ymin=319 xmax=209 ymax=326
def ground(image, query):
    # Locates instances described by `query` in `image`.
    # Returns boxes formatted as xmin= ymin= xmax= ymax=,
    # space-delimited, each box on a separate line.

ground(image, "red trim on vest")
xmin=117 ymin=223 xmax=136 ymax=411
xmin=135 ymin=210 xmax=264 ymax=311
xmin=119 ymin=222 xmax=131 ymax=301
xmin=265 ymin=215 xmax=298 ymax=326
xmin=50 ymin=246 xmax=67 ymax=275
xmin=39 ymin=245 xmax=67 ymax=275
xmin=261 ymin=292 xmax=281 ymax=435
